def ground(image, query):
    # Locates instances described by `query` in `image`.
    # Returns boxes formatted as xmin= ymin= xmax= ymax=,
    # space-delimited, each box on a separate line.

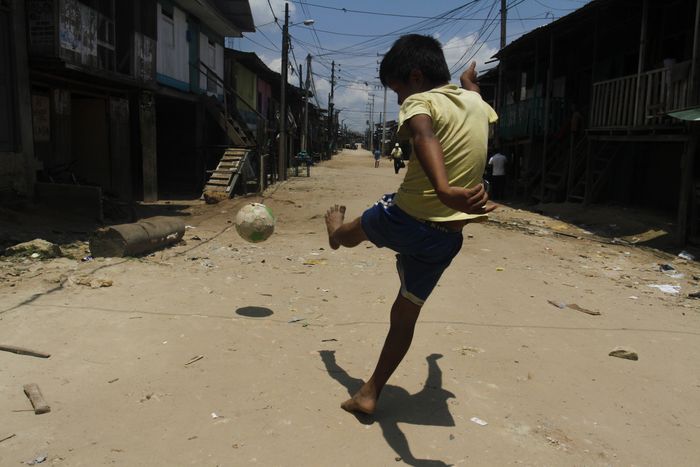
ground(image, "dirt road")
xmin=1 ymin=150 xmax=699 ymax=466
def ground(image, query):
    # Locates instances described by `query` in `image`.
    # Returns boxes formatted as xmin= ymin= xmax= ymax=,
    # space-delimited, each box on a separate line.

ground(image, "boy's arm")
xmin=407 ymin=114 xmax=495 ymax=215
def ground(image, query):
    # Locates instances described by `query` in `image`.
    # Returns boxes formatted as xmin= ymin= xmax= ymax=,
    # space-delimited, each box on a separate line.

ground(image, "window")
xmin=208 ymin=39 xmax=215 ymax=66
xmin=97 ymin=12 xmax=115 ymax=71
xmin=161 ymin=9 xmax=174 ymax=48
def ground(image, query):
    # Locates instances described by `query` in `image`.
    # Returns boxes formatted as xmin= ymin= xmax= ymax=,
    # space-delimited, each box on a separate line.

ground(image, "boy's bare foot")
xmin=340 ymin=383 xmax=377 ymax=415
xmin=325 ymin=205 xmax=346 ymax=250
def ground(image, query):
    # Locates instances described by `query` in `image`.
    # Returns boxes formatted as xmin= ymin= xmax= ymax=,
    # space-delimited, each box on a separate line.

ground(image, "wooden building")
xmin=224 ymin=49 xmax=328 ymax=175
xmin=0 ymin=0 xmax=37 ymax=200
xmin=495 ymin=0 xmax=700 ymax=243
xmin=14 ymin=0 xmax=254 ymax=214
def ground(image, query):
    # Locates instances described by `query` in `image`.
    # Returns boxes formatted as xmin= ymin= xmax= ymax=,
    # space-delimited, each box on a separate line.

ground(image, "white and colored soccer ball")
xmin=235 ymin=203 xmax=275 ymax=243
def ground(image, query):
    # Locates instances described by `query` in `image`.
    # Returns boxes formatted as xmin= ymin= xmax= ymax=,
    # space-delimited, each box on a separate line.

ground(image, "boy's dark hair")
xmin=379 ymin=34 xmax=451 ymax=87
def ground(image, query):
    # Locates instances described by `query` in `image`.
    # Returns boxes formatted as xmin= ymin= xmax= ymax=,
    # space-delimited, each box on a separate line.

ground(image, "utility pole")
xmin=381 ymin=85 xmax=387 ymax=157
xmin=496 ymin=0 xmax=507 ymax=116
xmin=302 ymin=54 xmax=311 ymax=151
xmin=278 ymin=2 xmax=289 ymax=181
xmin=371 ymin=94 xmax=375 ymax=152
xmin=327 ymin=60 xmax=335 ymax=159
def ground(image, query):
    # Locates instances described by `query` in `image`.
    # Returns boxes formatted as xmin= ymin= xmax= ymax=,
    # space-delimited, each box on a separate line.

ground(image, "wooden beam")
xmin=139 ymin=91 xmax=158 ymax=202
xmin=540 ymin=34 xmax=554 ymax=202
xmin=588 ymin=133 xmax=690 ymax=142
xmin=633 ymin=0 xmax=650 ymax=127
xmin=583 ymin=140 xmax=593 ymax=205
xmin=690 ymin=0 xmax=700 ymax=104
xmin=677 ymin=128 xmax=698 ymax=245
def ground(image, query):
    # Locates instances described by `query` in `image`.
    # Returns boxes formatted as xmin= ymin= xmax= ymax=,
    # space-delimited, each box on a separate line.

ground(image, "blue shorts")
xmin=361 ymin=194 xmax=463 ymax=306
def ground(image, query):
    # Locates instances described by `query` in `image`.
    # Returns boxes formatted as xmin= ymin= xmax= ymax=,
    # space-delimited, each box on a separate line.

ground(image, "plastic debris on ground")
xmin=26 ymin=454 xmax=47 ymax=465
xmin=678 ymin=250 xmax=695 ymax=261
xmin=470 ymin=417 xmax=488 ymax=426
xmin=648 ymin=284 xmax=681 ymax=294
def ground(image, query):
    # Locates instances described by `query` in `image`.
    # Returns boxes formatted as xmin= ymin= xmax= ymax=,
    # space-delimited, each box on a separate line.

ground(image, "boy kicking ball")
xmin=324 ymin=34 xmax=497 ymax=415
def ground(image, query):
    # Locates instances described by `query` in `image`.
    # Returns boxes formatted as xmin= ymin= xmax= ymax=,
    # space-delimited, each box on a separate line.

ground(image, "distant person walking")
xmin=374 ymin=148 xmax=381 ymax=168
xmin=391 ymin=143 xmax=403 ymax=174
xmin=488 ymin=151 xmax=507 ymax=200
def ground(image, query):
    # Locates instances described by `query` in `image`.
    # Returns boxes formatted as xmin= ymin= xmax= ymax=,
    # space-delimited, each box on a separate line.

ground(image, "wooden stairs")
xmin=202 ymin=96 xmax=256 ymax=148
xmin=201 ymin=95 xmax=259 ymax=199
xmin=203 ymin=148 xmax=253 ymax=197
xmin=567 ymin=141 xmax=623 ymax=204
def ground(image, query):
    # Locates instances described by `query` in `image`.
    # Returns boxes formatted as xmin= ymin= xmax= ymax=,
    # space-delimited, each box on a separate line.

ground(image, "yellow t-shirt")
xmin=394 ymin=84 xmax=498 ymax=222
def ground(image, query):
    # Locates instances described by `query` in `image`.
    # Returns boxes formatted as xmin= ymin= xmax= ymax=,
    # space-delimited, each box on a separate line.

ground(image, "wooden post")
xmin=11 ymin=0 xmax=37 ymax=195
xmin=195 ymin=102 xmax=205 ymax=189
xmin=540 ymin=34 xmax=554 ymax=202
xmin=109 ymin=98 xmax=131 ymax=200
xmin=566 ymin=133 xmax=575 ymax=198
xmin=690 ymin=0 xmax=700 ymax=105
xmin=590 ymin=12 xmax=598 ymax=127
xmin=633 ymin=0 xmax=649 ymax=126
xmin=23 ymin=383 xmax=50 ymax=415
xmin=677 ymin=130 xmax=698 ymax=245
xmin=139 ymin=91 xmax=157 ymax=202
xmin=583 ymin=140 xmax=593 ymax=206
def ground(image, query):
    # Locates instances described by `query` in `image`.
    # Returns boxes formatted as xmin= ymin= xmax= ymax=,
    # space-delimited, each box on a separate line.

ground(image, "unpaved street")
xmin=1 ymin=150 xmax=700 ymax=466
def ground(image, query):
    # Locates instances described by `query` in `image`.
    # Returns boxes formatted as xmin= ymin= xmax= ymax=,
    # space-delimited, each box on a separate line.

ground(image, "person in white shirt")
xmin=488 ymin=151 xmax=507 ymax=200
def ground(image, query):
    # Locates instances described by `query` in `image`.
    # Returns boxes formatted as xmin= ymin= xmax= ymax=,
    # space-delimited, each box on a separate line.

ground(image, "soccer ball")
xmin=235 ymin=203 xmax=275 ymax=243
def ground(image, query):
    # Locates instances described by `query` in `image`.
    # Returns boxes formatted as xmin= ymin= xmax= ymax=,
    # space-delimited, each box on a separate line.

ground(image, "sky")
xmin=226 ymin=0 xmax=591 ymax=131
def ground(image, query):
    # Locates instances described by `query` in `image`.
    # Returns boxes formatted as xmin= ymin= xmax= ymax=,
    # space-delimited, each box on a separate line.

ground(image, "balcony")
xmin=499 ymin=97 xmax=567 ymax=141
xmin=590 ymin=61 xmax=691 ymax=129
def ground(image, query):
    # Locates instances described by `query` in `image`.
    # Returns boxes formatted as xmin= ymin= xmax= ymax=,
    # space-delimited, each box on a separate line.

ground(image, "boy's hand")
xmin=438 ymin=184 xmax=496 ymax=215
xmin=460 ymin=61 xmax=480 ymax=94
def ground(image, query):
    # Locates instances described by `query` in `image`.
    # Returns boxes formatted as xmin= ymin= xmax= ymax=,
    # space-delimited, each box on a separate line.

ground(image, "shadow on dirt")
xmin=319 ymin=350 xmax=455 ymax=467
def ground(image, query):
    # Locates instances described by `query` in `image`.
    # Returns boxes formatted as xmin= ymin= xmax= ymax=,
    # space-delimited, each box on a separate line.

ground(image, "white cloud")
xmin=442 ymin=34 xmax=498 ymax=77
xmin=265 ymin=57 xmax=282 ymax=73
xmin=249 ymin=0 xmax=296 ymax=27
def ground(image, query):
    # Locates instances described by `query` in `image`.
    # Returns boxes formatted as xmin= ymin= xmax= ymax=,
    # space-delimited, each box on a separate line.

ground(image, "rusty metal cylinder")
xmin=89 ymin=216 xmax=185 ymax=257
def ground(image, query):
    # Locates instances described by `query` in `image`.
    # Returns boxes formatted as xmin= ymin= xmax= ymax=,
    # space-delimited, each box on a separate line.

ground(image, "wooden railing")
xmin=590 ymin=61 xmax=691 ymax=128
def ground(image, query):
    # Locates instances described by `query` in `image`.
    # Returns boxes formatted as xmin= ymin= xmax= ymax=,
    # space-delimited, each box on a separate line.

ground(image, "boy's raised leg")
xmin=325 ymin=205 xmax=368 ymax=250
xmin=341 ymin=293 xmax=421 ymax=414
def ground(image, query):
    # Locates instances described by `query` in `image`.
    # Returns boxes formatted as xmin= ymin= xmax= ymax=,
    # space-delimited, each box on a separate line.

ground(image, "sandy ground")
xmin=1 ymin=149 xmax=700 ymax=467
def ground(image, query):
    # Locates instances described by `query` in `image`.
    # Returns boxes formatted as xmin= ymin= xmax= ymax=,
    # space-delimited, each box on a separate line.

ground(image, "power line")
xmin=241 ymin=34 xmax=279 ymax=53
xmin=255 ymin=26 xmax=281 ymax=51
xmin=289 ymin=0 xmax=485 ymax=20
xmin=532 ymin=0 xmax=580 ymax=11
xmin=267 ymin=0 xmax=280 ymax=27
